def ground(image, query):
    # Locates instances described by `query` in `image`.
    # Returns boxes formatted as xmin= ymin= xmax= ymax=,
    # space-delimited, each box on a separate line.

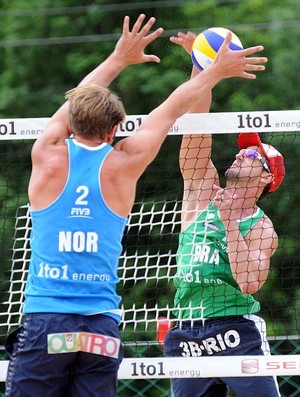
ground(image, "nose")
xmin=235 ymin=150 xmax=245 ymax=160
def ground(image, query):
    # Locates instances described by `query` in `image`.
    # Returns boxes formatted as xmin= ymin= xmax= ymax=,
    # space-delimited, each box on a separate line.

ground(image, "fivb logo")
xmin=241 ymin=358 xmax=259 ymax=374
xmin=48 ymin=331 xmax=120 ymax=358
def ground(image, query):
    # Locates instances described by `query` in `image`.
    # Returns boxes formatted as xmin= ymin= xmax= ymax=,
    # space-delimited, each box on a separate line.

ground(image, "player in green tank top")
xmin=174 ymin=128 xmax=284 ymax=324
xmin=165 ymin=32 xmax=285 ymax=397
xmin=174 ymin=201 xmax=262 ymax=319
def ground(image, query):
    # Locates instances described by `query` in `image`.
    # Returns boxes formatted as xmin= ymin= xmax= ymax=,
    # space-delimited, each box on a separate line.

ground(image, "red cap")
xmin=237 ymin=132 xmax=285 ymax=193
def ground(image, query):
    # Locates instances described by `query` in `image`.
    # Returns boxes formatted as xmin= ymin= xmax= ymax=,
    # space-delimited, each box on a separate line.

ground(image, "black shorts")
xmin=164 ymin=314 xmax=280 ymax=397
xmin=5 ymin=313 xmax=123 ymax=397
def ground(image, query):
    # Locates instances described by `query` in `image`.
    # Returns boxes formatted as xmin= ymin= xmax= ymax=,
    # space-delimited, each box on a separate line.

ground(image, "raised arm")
xmin=32 ymin=14 xmax=163 ymax=151
xmin=169 ymin=33 xmax=219 ymax=227
xmin=114 ymin=32 xmax=268 ymax=183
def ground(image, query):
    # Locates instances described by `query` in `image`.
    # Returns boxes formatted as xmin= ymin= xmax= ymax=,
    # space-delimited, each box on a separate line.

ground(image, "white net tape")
xmin=0 ymin=110 xmax=300 ymax=140
xmin=0 ymin=354 xmax=300 ymax=381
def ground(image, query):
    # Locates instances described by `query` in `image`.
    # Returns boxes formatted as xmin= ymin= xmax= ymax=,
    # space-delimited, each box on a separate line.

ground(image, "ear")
xmin=106 ymin=125 xmax=118 ymax=144
xmin=261 ymin=172 xmax=274 ymax=186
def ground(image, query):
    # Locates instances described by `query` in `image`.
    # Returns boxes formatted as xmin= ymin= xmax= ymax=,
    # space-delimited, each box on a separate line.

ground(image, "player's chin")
xmin=224 ymin=168 xmax=238 ymax=179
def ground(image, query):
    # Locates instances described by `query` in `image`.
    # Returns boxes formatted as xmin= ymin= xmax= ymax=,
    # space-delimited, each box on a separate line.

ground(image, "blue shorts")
xmin=5 ymin=313 xmax=123 ymax=397
xmin=164 ymin=314 xmax=280 ymax=397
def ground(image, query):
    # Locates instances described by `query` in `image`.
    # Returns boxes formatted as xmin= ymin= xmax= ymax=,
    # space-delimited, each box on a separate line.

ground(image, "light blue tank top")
xmin=24 ymin=138 xmax=127 ymax=323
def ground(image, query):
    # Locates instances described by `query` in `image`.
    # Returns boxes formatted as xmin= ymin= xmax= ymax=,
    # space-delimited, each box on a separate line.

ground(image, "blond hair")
xmin=65 ymin=84 xmax=126 ymax=140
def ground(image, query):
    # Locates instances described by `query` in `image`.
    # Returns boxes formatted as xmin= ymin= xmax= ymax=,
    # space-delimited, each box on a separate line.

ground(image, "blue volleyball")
xmin=191 ymin=27 xmax=243 ymax=71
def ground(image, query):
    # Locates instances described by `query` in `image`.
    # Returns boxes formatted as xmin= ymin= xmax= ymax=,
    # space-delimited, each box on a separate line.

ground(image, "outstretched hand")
xmin=170 ymin=30 xmax=267 ymax=80
xmin=113 ymin=14 xmax=164 ymax=65
xmin=213 ymin=32 xmax=268 ymax=79
xmin=169 ymin=31 xmax=196 ymax=55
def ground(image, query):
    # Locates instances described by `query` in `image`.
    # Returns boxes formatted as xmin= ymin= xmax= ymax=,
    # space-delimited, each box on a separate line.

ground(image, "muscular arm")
xmin=169 ymin=33 xmax=218 ymax=228
xmin=32 ymin=14 xmax=163 ymax=153
xmin=213 ymin=186 xmax=278 ymax=294
xmin=179 ymin=68 xmax=218 ymax=223
xmin=28 ymin=14 xmax=163 ymax=210
xmin=115 ymin=32 xmax=267 ymax=183
xmin=179 ymin=59 xmax=216 ymax=198
xmin=224 ymin=216 xmax=278 ymax=294
xmin=179 ymin=134 xmax=219 ymax=229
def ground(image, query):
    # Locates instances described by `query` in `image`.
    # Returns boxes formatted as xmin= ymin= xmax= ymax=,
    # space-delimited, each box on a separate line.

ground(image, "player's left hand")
xmin=169 ymin=31 xmax=196 ymax=55
xmin=113 ymin=14 xmax=163 ymax=65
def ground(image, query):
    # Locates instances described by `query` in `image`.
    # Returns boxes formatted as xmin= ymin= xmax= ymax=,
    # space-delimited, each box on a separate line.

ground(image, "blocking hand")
xmin=213 ymin=32 xmax=268 ymax=80
xmin=113 ymin=14 xmax=164 ymax=66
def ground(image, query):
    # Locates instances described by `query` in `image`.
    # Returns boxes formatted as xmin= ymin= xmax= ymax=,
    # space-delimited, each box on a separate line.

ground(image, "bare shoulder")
xmin=100 ymin=148 xmax=140 ymax=217
xmin=110 ymin=137 xmax=151 ymax=180
xmin=247 ymin=213 xmax=278 ymax=253
xmin=29 ymin=123 xmax=69 ymax=196
xmin=260 ymin=213 xmax=277 ymax=237
xmin=251 ymin=212 xmax=276 ymax=233
xmin=32 ymin=121 xmax=68 ymax=154
xmin=261 ymin=212 xmax=275 ymax=226
xmin=262 ymin=214 xmax=278 ymax=248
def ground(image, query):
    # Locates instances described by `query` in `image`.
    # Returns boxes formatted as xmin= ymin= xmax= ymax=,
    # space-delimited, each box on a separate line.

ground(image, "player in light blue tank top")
xmin=5 ymin=15 xmax=166 ymax=397
xmin=24 ymin=138 xmax=127 ymax=323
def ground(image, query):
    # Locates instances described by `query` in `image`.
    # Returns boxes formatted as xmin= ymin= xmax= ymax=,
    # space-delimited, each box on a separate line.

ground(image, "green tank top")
xmin=173 ymin=202 xmax=263 ymax=320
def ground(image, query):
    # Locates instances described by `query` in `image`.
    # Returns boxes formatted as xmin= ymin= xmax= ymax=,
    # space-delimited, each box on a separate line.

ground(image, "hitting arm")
xmin=169 ymin=33 xmax=219 ymax=226
xmin=115 ymin=32 xmax=268 ymax=180
xmin=172 ymin=32 xmax=215 ymax=186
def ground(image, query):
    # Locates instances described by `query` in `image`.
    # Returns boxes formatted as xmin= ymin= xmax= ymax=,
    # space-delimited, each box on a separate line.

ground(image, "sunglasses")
xmin=240 ymin=149 xmax=271 ymax=173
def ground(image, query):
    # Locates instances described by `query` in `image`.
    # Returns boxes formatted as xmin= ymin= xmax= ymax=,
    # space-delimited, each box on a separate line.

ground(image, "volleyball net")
xmin=0 ymin=111 xmax=300 ymax=390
